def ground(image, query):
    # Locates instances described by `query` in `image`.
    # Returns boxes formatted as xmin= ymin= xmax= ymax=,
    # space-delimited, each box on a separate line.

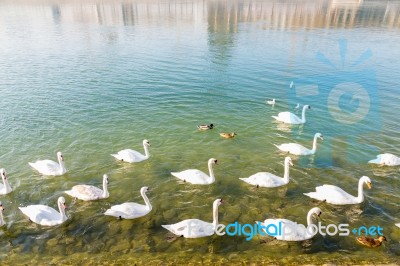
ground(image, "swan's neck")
xmin=356 ymin=179 xmax=365 ymax=203
xmin=212 ymin=203 xmax=219 ymax=229
xmin=143 ymin=144 xmax=150 ymax=159
xmin=306 ymin=211 xmax=315 ymax=228
xmin=208 ymin=162 xmax=215 ymax=183
xmin=58 ymin=202 xmax=67 ymax=222
xmin=301 ymin=106 xmax=307 ymax=123
xmin=311 ymin=135 xmax=318 ymax=153
xmin=141 ymin=191 xmax=152 ymax=211
xmin=102 ymin=179 xmax=109 ymax=198
xmin=283 ymin=161 xmax=290 ymax=183
xmin=58 ymin=157 xmax=66 ymax=175
xmin=2 ymin=178 xmax=11 ymax=194
xmin=0 ymin=211 xmax=4 ymax=226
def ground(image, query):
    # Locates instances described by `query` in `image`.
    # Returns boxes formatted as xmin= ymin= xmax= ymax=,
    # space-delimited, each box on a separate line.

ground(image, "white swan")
xmin=368 ymin=153 xmax=400 ymax=166
xmin=239 ymin=157 xmax=293 ymax=188
xmin=105 ymin=186 xmax=151 ymax=219
xmin=29 ymin=152 xmax=67 ymax=176
xmin=266 ymin=99 xmax=276 ymax=105
xmin=171 ymin=158 xmax=218 ymax=185
xmin=396 ymin=223 xmax=400 ymax=228
xmin=111 ymin=139 xmax=150 ymax=163
xmin=274 ymin=133 xmax=323 ymax=155
xmin=162 ymin=199 xmax=223 ymax=238
xmin=304 ymin=176 xmax=372 ymax=205
xmin=19 ymin=196 xmax=68 ymax=226
xmin=295 ymin=103 xmax=300 ymax=109
xmin=272 ymin=105 xmax=311 ymax=124
xmin=259 ymin=207 xmax=322 ymax=241
xmin=65 ymin=174 xmax=109 ymax=201
xmin=0 ymin=203 xmax=5 ymax=226
xmin=290 ymin=81 xmax=294 ymax=88
xmin=0 ymin=169 xmax=12 ymax=195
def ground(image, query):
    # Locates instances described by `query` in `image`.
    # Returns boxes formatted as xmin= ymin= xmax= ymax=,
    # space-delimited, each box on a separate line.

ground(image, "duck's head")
xmin=209 ymin=124 xmax=214 ymax=128
xmin=378 ymin=236 xmax=387 ymax=242
xmin=143 ymin=139 xmax=150 ymax=147
xmin=361 ymin=176 xmax=372 ymax=189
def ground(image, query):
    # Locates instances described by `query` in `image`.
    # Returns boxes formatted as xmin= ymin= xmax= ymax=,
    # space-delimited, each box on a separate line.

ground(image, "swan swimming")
xmin=65 ymin=174 xmax=109 ymax=201
xmin=161 ymin=199 xmax=223 ymax=238
xmin=0 ymin=169 xmax=12 ymax=195
xmin=304 ymin=176 xmax=372 ymax=205
xmin=239 ymin=157 xmax=293 ymax=188
xmin=274 ymin=133 xmax=323 ymax=155
xmin=259 ymin=207 xmax=322 ymax=241
xmin=171 ymin=158 xmax=218 ymax=185
xmin=368 ymin=153 xmax=400 ymax=166
xmin=272 ymin=105 xmax=311 ymax=124
xmin=19 ymin=197 xmax=68 ymax=226
xmin=0 ymin=203 xmax=5 ymax=226
xmin=29 ymin=152 xmax=67 ymax=176
xmin=266 ymin=99 xmax=276 ymax=105
xmin=111 ymin=139 xmax=150 ymax=163
xmin=105 ymin=186 xmax=152 ymax=219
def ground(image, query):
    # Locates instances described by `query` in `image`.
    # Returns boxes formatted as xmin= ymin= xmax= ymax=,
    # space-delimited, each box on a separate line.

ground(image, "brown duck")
xmin=356 ymin=236 xmax=386 ymax=247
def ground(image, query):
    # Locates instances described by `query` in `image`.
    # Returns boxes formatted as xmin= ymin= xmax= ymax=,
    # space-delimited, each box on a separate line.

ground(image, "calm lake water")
xmin=0 ymin=0 xmax=400 ymax=264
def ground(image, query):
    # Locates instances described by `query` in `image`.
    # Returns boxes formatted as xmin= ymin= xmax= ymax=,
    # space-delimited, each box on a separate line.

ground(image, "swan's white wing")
xmin=105 ymin=202 xmax=149 ymax=219
xmin=262 ymin=219 xmax=313 ymax=241
xmin=112 ymin=149 xmax=146 ymax=163
xmin=273 ymin=112 xmax=302 ymax=124
xmin=65 ymin=185 xmax=103 ymax=201
xmin=162 ymin=219 xmax=214 ymax=238
xmin=275 ymin=143 xmax=311 ymax=155
xmin=171 ymin=169 xmax=211 ymax=184
xmin=240 ymin=172 xmax=286 ymax=187
xmin=395 ymin=223 xmax=400 ymax=228
xmin=304 ymin=185 xmax=355 ymax=204
xmin=19 ymin=205 xmax=63 ymax=226
xmin=29 ymin=160 xmax=62 ymax=176
xmin=368 ymin=153 xmax=400 ymax=166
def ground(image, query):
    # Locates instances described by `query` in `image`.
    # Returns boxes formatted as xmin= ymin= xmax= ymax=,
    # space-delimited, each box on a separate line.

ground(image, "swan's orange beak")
xmin=367 ymin=182 xmax=372 ymax=189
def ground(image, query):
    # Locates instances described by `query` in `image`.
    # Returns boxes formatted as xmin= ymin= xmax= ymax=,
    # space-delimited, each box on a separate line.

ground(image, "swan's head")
xmin=315 ymin=133 xmax=324 ymax=141
xmin=0 ymin=169 xmax=6 ymax=180
xmin=103 ymin=174 xmax=109 ymax=184
xmin=57 ymin=152 xmax=64 ymax=162
xmin=208 ymin=158 xmax=218 ymax=165
xmin=361 ymin=176 xmax=372 ymax=189
xmin=213 ymin=198 xmax=223 ymax=207
xmin=143 ymin=139 xmax=150 ymax=147
xmin=58 ymin=197 xmax=67 ymax=210
xmin=309 ymin=207 xmax=322 ymax=218
xmin=0 ymin=202 xmax=4 ymax=212
xmin=284 ymin=157 xmax=293 ymax=166
xmin=140 ymin=186 xmax=150 ymax=194
xmin=304 ymin=105 xmax=311 ymax=110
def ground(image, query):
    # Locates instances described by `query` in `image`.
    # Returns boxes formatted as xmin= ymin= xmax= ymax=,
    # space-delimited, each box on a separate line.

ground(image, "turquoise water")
xmin=0 ymin=0 xmax=400 ymax=264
